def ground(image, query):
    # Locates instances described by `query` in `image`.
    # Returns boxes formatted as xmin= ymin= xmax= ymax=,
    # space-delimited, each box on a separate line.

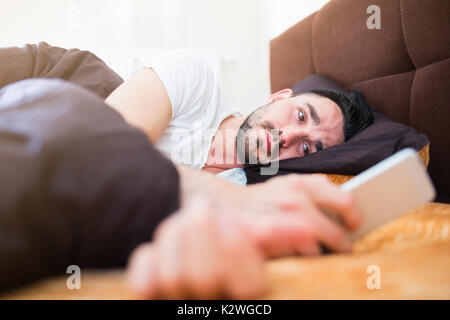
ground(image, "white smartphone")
xmin=337 ymin=148 xmax=436 ymax=241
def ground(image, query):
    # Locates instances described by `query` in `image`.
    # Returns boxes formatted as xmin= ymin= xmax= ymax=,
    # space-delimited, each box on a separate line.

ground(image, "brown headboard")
xmin=270 ymin=0 xmax=450 ymax=202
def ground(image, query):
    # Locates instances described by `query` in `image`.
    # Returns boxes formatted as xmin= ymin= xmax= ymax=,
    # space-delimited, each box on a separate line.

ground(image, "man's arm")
xmin=105 ymin=68 xmax=172 ymax=143
xmin=105 ymin=49 xmax=219 ymax=145
xmin=176 ymin=165 xmax=243 ymax=207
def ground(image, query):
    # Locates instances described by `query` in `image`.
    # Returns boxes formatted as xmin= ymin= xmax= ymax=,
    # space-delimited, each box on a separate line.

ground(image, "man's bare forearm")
xmin=176 ymin=165 xmax=244 ymax=208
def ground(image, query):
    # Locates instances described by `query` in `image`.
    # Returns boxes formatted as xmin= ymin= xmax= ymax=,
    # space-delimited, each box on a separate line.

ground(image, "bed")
xmin=3 ymin=203 xmax=449 ymax=299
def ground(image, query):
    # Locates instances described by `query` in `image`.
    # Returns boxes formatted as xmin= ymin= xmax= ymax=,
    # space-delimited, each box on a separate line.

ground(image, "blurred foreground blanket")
xmin=0 ymin=79 xmax=179 ymax=293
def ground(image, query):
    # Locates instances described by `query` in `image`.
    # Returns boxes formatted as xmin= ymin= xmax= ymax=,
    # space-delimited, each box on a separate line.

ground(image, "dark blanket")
xmin=0 ymin=79 xmax=180 ymax=293
xmin=0 ymin=41 xmax=123 ymax=98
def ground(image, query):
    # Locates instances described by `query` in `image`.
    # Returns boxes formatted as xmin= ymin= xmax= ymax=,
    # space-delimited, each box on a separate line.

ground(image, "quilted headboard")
xmin=270 ymin=0 xmax=450 ymax=202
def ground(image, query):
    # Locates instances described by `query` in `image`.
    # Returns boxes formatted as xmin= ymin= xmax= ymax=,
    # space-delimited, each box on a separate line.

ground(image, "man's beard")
xmin=235 ymin=108 xmax=281 ymax=167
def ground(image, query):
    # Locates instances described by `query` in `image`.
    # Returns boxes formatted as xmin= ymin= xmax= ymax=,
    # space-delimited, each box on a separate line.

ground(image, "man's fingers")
xmin=126 ymin=243 xmax=161 ymax=299
xmin=157 ymin=215 xmax=188 ymax=299
xmin=270 ymin=185 xmax=352 ymax=254
xmin=292 ymin=175 xmax=362 ymax=231
xmin=245 ymin=213 xmax=320 ymax=257
xmin=220 ymin=213 xmax=263 ymax=299
xmin=290 ymin=228 xmax=322 ymax=256
xmin=183 ymin=206 xmax=224 ymax=299
xmin=303 ymin=203 xmax=352 ymax=253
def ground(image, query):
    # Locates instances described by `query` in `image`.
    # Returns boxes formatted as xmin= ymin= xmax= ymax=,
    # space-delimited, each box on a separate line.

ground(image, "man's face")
xmin=236 ymin=91 xmax=345 ymax=165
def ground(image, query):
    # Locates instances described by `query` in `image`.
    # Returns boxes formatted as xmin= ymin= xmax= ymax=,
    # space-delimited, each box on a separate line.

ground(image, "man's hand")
xmin=126 ymin=173 xmax=362 ymax=299
xmin=178 ymin=166 xmax=362 ymax=256
xmin=244 ymin=174 xmax=362 ymax=256
xmin=126 ymin=197 xmax=264 ymax=299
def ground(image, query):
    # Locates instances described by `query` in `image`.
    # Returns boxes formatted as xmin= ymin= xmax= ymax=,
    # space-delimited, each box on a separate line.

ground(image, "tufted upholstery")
xmin=270 ymin=0 xmax=450 ymax=202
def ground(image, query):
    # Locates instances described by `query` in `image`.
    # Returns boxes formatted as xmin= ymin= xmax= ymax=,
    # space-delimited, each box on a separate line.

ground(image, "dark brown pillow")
xmin=245 ymin=74 xmax=429 ymax=184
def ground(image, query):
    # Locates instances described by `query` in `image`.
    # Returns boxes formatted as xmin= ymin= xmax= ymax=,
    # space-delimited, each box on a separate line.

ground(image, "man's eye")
xmin=298 ymin=110 xmax=305 ymax=123
xmin=303 ymin=143 xmax=310 ymax=156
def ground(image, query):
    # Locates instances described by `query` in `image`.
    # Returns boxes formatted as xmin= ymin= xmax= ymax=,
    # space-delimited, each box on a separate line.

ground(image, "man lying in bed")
xmin=104 ymin=50 xmax=375 ymax=299
xmin=0 ymin=48 xmax=371 ymax=299
xmin=0 ymin=78 xmax=362 ymax=299
xmin=105 ymin=50 xmax=373 ymax=186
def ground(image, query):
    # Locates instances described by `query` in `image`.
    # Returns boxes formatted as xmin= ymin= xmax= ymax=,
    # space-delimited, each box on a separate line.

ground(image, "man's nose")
xmin=280 ymin=127 xmax=307 ymax=148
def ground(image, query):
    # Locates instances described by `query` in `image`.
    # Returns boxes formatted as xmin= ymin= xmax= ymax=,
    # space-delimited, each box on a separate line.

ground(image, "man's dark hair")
xmin=300 ymin=89 xmax=374 ymax=141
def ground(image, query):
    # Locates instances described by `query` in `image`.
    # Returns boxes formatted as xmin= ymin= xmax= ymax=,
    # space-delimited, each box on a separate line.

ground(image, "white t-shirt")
xmin=148 ymin=49 xmax=247 ymax=186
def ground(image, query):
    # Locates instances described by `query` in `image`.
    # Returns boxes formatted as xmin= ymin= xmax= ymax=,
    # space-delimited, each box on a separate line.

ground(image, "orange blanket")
xmin=3 ymin=203 xmax=449 ymax=300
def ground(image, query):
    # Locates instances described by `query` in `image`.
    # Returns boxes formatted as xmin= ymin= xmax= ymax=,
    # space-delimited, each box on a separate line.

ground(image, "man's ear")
xmin=266 ymin=89 xmax=293 ymax=104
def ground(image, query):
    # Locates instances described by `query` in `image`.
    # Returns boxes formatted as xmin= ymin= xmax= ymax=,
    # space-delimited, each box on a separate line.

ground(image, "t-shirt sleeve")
xmin=148 ymin=49 xmax=220 ymax=119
